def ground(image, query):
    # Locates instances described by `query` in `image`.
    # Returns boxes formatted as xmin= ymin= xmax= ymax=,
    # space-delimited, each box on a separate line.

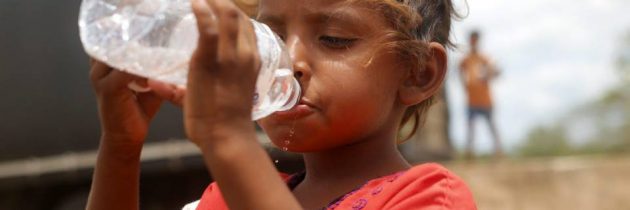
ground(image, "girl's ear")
xmin=398 ymin=42 xmax=447 ymax=106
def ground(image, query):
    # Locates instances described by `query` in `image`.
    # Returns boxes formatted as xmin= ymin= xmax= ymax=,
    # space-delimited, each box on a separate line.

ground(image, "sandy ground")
xmin=444 ymin=155 xmax=630 ymax=210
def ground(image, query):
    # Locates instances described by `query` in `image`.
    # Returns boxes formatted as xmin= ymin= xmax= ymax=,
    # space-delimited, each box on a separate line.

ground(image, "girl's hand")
xmin=87 ymin=61 xmax=186 ymax=210
xmin=148 ymin=80 xmax=186 ymax=107
xmin=184 ymin=0 xmax=260 ymax=147
xmin=180 ymin=3 xmax=302 ymax=209
xmin=90 ymin=59 xmax=163 ymax=148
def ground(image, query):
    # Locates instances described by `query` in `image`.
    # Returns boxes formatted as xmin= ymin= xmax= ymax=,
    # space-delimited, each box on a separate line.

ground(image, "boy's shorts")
xmin=468 ymin=106 xmax=493 ymax=121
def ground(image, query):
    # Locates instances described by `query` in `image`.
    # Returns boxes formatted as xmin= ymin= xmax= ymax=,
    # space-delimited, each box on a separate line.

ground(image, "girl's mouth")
xmin=271 ymin=99 xmax=316 ymax=120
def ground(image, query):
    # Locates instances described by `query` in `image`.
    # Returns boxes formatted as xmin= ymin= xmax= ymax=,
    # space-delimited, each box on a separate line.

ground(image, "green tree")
xmin=518 ymin=30 xmax=630 ymax=157
xmin=518 ymin=125 xmax=573 ymax=157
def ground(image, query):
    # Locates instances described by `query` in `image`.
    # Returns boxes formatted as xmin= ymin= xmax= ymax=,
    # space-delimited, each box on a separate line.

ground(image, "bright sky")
xmin=446 ymin=0 xmax=630 ymax=153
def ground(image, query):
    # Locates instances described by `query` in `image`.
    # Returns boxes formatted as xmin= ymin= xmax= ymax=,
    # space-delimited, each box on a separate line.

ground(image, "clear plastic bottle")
xmin=78 ymin=0 xmax=300 ymax=120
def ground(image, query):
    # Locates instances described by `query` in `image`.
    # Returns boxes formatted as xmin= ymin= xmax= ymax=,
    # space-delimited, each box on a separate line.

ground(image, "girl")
xmin=86 ymin=0 xmax=476 ymax=209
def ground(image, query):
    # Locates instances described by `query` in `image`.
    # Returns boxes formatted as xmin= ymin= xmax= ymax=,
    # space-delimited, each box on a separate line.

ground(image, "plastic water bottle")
xmin=78 ymin=0 xmax=300 ymax=120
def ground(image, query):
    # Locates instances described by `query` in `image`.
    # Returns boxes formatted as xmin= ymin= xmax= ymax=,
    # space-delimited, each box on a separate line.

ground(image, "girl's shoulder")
xmin=328 ymin=163 xmax=477 ymax=210
xmin=397 ymin=163 xmax=476 ymax=204
xmin=185 ymin=164 xmax=476 ymax=210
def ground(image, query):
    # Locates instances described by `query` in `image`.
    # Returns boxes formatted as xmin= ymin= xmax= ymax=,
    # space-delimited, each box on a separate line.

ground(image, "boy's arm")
xmin=484 ymin=55 xmax=501 ymax=79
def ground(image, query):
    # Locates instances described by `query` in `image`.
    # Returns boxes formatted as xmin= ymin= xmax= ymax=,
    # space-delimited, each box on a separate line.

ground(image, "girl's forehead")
xmin=260 ymin=0 xmax=347 ymax=10
xmin=258 ymin=0 xmax=385 ymax=26
xmin=258 ymin=0 xmax=371 ymax=16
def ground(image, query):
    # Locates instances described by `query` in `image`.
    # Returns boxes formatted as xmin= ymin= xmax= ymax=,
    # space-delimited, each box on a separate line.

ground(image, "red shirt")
xmin=194 ymin=163 xmax=476 ymax=210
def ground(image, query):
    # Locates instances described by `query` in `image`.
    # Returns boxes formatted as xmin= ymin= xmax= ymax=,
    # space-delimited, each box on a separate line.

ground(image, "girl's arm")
xmin=199 ymin=125 xmax=301 ymax=210
xmin=86 ymin=61 xmax=164 ymax=210
xmin=86 ymin=137 xmax=143 ymax=210
xmin=184 ymin=0 xmax=302 ymax=209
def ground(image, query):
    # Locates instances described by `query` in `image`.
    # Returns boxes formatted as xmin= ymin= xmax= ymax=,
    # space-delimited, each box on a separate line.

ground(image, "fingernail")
xmin=128 ymin=81 xmax=152 ymax=92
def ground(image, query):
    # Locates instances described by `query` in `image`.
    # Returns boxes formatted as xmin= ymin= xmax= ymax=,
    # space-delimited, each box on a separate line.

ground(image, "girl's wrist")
xmin=198 ymin=131 xmax=261 ymax=166
xmin=99 ymin=134 xmax=144 ymax=161
xmin=193 ymin=124 xmax=258 ymax=154
xmin=101 ymin=131 xmax=144 ymax=140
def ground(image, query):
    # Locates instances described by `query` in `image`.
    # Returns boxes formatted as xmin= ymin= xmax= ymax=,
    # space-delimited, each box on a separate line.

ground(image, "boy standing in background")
xmin=460 ymin=30 xmax=503 ymax=159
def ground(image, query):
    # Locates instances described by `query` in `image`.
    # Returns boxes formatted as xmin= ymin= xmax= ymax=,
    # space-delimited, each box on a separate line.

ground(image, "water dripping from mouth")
xmin=282 ymin=140 xmax=289 ymax=151
xmin=281 ymin=115 xmax=299 ymax=152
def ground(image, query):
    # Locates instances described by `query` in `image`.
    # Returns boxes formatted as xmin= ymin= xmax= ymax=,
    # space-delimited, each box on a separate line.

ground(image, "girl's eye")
xmin=319 ymin=36 xmax=357 ymax=49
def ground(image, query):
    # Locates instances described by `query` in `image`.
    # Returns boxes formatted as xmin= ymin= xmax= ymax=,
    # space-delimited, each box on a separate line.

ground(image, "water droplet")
xmin=280 ymin=114 xmax=298 ymax=153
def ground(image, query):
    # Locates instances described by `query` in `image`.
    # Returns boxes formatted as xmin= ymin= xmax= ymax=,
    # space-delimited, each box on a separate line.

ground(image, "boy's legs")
xmin=465 ymin=107 xmax=477 ymax=160
xmin=481 ymin=108 xmax=503 ymax=158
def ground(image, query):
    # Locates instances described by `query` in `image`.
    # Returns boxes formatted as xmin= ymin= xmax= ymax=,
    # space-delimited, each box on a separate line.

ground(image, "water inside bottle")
xmin=79 ymin=0 xmax=300 ymax=120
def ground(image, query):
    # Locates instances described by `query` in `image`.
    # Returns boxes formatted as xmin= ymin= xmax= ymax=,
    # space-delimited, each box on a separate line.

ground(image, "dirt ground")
xmin=444 ymin=155 xmax=630 ymax=210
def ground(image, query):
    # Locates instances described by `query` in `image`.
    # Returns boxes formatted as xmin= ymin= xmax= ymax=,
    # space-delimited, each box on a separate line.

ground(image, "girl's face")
xmin=257 ymin=0 xmax=407 ymax=152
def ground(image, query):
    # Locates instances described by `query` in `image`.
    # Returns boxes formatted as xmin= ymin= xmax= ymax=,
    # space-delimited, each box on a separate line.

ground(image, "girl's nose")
xmin=286 ymin=36 xmax=311 ymax=82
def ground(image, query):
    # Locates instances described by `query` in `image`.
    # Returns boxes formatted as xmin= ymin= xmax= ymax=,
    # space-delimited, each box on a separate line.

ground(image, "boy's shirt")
xmin=460 ymin=54 xmax=495 ymax=109
xmin=183 ymin=163 xmax=477 ymax=210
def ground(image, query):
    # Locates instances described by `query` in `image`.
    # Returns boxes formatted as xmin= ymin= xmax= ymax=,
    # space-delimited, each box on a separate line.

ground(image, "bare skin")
xmin=256 ymin=1 xmax=447 ymax=208
xmin=86 ymin=53 xmax=171 ymax=209
xmin=86 ymin=0 xmax=447 ymax=209
xmin=87 ymin=0 xmax=300 ymax=209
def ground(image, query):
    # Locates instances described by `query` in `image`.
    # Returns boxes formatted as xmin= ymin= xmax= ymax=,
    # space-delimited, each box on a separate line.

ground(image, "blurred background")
xmin=0 ymin=0 xmax=628 ymax=209
xmin=442 ymin=0 xmax=630 ymax=209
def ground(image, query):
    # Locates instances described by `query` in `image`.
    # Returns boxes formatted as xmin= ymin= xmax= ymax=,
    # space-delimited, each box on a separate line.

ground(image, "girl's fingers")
xmin=89 ymin=58 xmax=149 ymax=94
xmin=106 ymin=70 xmax=143 ymax=88
xmin=237 ymin=15 xmax=258 ymax=69
xmin=218 ymin=8 xmax=241 ymax=63
xmin=131 ymin=78 xmax=149 ymax=89
xmin=206 ymin=0 xmax=242 ymax=63
xmin=89 ymin=59 xmax=113 ymax=83
xmin=170 ymin=88 xmax=186 ymax=107
xmin=148 ymin=80 xmax=185 ymax=107
xmin=191 ymin=0 xmax=219 ymax=70
xmin=137 ymin=91 xmax=164 ymax=119
xmin=127 ymin=80 xmax=152 ymax=92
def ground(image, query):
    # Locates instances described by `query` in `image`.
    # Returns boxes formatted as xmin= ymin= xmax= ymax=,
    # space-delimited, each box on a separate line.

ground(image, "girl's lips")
xmin=271 ymin=100 xmax=316 ymax=120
